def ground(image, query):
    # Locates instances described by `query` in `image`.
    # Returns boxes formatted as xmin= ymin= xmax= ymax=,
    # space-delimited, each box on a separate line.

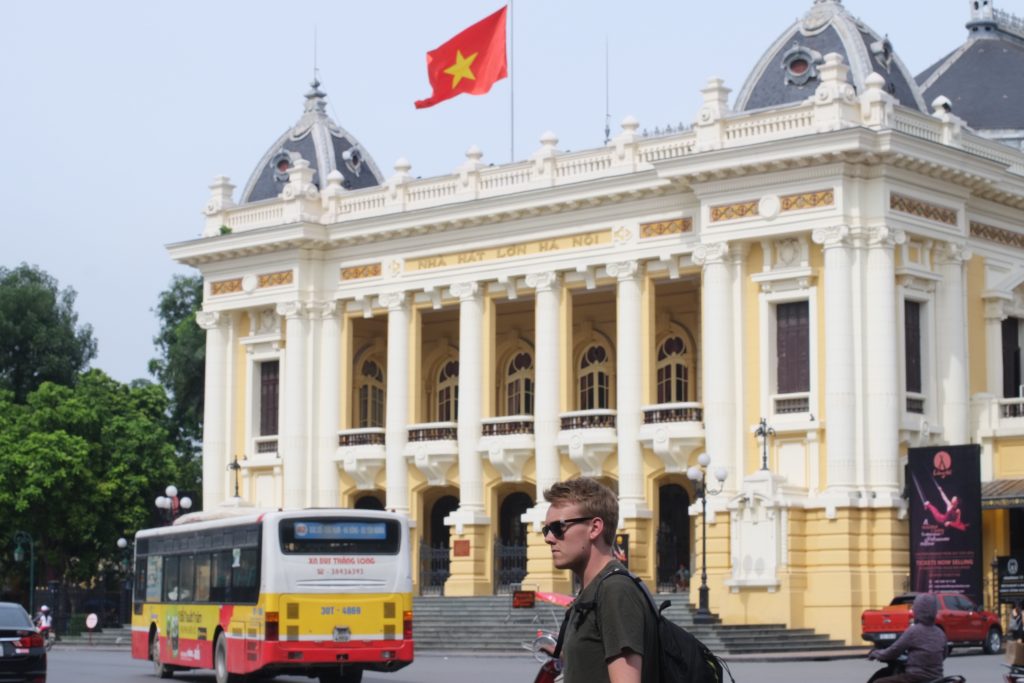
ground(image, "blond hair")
xmin=543 ymin=477 xmax=618 ymax=545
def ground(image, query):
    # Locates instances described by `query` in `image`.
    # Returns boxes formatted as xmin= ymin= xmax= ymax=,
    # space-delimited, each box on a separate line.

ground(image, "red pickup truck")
xmin=861 ymin=593 xmax=1003 ymax=654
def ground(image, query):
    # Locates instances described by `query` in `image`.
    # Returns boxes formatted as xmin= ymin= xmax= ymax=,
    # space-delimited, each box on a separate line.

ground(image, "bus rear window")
xmin=279 ymin=518 xmax=400 ymax=554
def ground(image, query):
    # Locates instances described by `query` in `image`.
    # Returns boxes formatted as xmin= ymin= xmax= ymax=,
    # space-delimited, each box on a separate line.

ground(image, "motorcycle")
xmin=523 ymin=630 xmax=562 ymax=683
xmin=35 ymin=624 xmax=55 ymax=652
xmin=1004 ymin=663 xmax=1024 ymax=683
xmin=867 ymin=653 xmax=964 ymax=683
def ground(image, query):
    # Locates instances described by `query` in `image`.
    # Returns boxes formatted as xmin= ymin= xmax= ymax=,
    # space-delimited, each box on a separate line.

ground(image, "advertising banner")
xmin=908 ymin=445 xmax=983 ymax=604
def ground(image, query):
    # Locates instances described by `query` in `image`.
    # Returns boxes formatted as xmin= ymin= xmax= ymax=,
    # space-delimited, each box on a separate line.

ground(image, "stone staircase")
xmin=412 ymin=593 xmax=853 ymax=655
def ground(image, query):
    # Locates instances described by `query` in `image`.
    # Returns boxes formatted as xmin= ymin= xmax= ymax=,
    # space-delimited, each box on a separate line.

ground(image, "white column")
xmin=608 ymin=261 xmax=648 ymax=515
xmin=937 ymin=243 xmax=971 ymax=443
xmin=813 ymin=226 xmax=856 ymax=491
xmin=378 ymin=292 xmax=411 ymax=515
xmin=523 ymin=272 xmax=562 ymax=525
xmin=864 ymin=228 xmax=904 ymax=496
xmin=692 ymin=243 xmax=735 ymax=483
xmin=316 ymin=302 xmax=341 ymax=507
xmin=197 ymin=310 xmax=229 ymax=508
xmin=450 ymin=281 xmax=487 ymax=518
xmin=278 ymin=301 xmax=309 ymax=509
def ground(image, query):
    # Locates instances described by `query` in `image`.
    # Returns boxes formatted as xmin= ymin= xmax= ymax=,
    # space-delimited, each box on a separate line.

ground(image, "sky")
xmin=0 ymin=0 xmax=991 ymax=384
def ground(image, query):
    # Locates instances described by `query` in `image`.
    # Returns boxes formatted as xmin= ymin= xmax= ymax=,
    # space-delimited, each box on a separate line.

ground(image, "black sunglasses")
xmin=541 ymin=517 xmax=593 ymax=540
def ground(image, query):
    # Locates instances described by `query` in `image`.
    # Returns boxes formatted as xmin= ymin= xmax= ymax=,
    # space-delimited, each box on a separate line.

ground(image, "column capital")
xmin=525 ymin=271 xmax=560 ymax=292
xmin=196 ymin=310 xmax=226 ymax=330
xmin=811 ymin=225 xmax=850 ymax=248
xmin=866 ymin=226 xmax=906 ymax=248
xmin=449 ymin=281 xmax=480 ymax=302
xmin=939 ymin=241 xmax=973 ymax=265
xmin=376 ymin=291 xmax=408 ymax=312
xmin=276 ymin=300 xmax=307 ymax=319
xmin=309 ymin=300 xmax=340 ymax=320
xmin=606 ymin=260 xmax=641 ymax=282
xmin=691 ymin=241 xmax=729 ymax=266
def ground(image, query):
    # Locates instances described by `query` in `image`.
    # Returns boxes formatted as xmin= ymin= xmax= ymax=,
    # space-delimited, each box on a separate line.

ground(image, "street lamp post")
xmin=117 ymin=537 xmax=133 ymax=626
xmin=12 ymin=531 xmax=35 ymax=615
xmin=754 ymin=417 xmax=775 ymax=471
xmin=155 ymin=485 xmax=193 ymax=524
xmin=687 ymin=453 xmax=728 ymax=624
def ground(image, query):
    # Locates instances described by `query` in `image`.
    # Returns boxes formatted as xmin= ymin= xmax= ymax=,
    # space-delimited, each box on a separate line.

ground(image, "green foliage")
xmin=0 ymin=263 xmax=97 ymax=402
xmin=149 ymin=274 xmax=205 ymax=455
xmin=0 ymin=371 xmax=198 ymax=583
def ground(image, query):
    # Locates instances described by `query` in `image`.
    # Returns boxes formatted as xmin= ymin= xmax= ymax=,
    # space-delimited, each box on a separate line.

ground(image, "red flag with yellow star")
xmin=415 ymin=6 xmax=508 ymax=109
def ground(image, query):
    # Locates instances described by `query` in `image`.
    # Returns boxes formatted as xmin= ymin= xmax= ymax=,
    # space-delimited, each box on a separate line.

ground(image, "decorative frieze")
xmin=640 ymin=218 xmax=692 ymax=239
xmin=971 ymin=221 xmax=1024 ymax=250
xmin=405 ymin=228 xmax=611 ymax=272
xmin=710 ymin=200 xmax=758 ymax=223
xmin=341 ymin=263 xmax=382 ymax=281
xmin=210 ymin=278 xmax=242 ymax=296
xmin=781 ymin=189 xmax=834 ymax=212
xmin=258 ymin=270 xmax=294 ymax=288
xmin=890 ymin=193 xmax=958 ymax=226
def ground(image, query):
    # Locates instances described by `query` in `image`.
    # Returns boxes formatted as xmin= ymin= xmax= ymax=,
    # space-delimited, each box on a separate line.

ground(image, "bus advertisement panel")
xmin=129 ymin=509 xmax=413 ymax=683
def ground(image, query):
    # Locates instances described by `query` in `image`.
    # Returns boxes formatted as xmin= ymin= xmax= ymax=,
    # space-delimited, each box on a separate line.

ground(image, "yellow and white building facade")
xmin=171 ymin=0 xmax=1024 ymax=645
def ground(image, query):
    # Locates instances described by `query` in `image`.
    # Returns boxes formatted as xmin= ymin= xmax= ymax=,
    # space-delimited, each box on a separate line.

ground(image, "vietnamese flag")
xmin=415 ymin=6 xmax=508 ymax=109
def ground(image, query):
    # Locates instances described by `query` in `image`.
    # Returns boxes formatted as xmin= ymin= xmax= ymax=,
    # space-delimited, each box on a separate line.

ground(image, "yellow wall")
xmin=967 ymin=254 xmax=988 ymax=396
xmin=743 ymin=244 xmax=763 ymax=476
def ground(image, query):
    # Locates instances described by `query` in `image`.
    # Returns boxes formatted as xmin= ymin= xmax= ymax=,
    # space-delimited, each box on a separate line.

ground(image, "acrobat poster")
xmin=908 ymin=445 xmax=983 ymax=604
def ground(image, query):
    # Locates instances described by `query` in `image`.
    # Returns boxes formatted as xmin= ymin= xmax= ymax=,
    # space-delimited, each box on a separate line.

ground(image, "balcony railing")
xmin=560 ymin=409 xmax=617 ymax=430
xmin=338 ymin=427 xmax=386 ymax=447
xmin=1001 ymin=398 xmax=1024 ymax=418
xmin=408 ymin=422 xmax=458 ymax=442
xmin=481 ymin=416 xmax=535 ymax=436
xmin=254 ymin=436 xmax=278 ymax=454
xmin=642 ymin=403 xmax=703 ymax=424
xmin=773 ymin=393 xmax=809 ymax=415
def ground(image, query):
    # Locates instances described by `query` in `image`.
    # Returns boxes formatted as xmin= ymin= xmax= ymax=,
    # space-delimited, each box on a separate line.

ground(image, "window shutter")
xmin=777 ymin=302 xmax=809 ymax=394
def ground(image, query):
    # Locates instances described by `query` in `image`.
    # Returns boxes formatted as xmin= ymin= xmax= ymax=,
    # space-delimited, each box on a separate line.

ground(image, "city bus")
xmin=129 ymin=508 xmax=414 ymax=683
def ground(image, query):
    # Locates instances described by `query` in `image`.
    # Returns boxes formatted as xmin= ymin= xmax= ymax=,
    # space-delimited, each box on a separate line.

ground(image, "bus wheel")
xmin=215 ymin=634 xmax=243 ymax=683
xmin=151 ymin=632 xmax=173 ymax=679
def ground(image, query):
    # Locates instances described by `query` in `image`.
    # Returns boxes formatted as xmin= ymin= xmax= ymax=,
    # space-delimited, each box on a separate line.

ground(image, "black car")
xmin=0 ymin=602 xmax=46 ymax=682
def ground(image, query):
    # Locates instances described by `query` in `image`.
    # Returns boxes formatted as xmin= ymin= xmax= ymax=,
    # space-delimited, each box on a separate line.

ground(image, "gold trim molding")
xmin=781 ymin=189 xmax=834 ymax=212
xmin=258 ymin=270 xmax=294 ymax=288
xmin=341 ymin=263 xmax=383 ymax=281
xmin=405 ymin=229 xmax=611 ymax=272
xmin=210 ymin=278 xmax=242 ymax=296
xmin=890 ymin=193 xmax=958 ymax=226
xmin=640 ymin=218 xmax=692 ymax=239
xmin=710 ymin=201 xmax=758 ymax=223
xmin=971 ymin=221 xmax=1024 ymax=249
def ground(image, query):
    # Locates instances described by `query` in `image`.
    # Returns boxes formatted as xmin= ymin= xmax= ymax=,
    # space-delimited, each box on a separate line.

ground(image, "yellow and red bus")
xmin=129 ymin=508 xmax=413 ymax=683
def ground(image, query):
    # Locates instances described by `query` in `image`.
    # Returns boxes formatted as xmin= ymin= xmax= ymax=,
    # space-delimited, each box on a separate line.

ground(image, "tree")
xmin=0 ymin=371 xmax=200 ymax=583
xmin=0 ymin=264 xmax=97 ymax=402
xmin=149 ymin=274 xmax=205 ymax=453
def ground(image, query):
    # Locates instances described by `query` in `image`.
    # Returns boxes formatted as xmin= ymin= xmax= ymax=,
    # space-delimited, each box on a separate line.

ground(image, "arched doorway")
xmin=494 ymin=492 xmax=532 ymax=593
xmin=656 ymin=483 xmax=691 ymax=592
xmin=353 ymin=494 xmax=384 ymax=510
xmin=421 ymin=495 xmax=459 ymax=596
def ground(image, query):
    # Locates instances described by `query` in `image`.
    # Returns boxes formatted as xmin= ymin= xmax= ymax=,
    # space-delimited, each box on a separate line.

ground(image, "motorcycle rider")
xmin=34 ymin=605 xmax=52 ymax=632
xmin=868 ymin=593 xmax=946 ymax=683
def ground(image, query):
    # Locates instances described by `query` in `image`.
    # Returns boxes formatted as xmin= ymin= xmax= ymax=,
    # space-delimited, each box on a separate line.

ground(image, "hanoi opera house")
xmin=171 ymin=0 xmax=1024 ymax=644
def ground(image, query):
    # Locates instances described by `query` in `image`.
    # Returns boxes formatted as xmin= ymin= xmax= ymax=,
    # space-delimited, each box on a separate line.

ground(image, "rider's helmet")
xmin=40 ymin=605 xmax=49 ymax=612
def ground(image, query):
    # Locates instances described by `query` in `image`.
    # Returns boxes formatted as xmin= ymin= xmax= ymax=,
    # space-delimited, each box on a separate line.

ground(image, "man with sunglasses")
xmin=543 ymin=478 xmax=658 ymax=683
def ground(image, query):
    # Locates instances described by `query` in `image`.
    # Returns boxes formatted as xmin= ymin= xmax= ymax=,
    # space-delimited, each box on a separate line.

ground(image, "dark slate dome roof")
xmin=240 ymin=80 xmax=383 ymax=204
xmin=918 ymin=3 xmax=1024 ymax=133
xmin=735 ymin=0 xmax=926 ymax=112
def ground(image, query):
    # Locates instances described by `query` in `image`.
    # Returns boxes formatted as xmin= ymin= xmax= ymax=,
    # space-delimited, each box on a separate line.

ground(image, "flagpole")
xmin=509 ymin=0 xmax=515 ymax=162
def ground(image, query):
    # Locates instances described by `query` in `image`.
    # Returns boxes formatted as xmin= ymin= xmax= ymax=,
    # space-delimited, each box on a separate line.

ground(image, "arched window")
xmin=579 ymin=344 xmax=611 ymax=410
xmin=437 ymin=359 xmax=459 ymax=422
xmin=505 ymin=351 xmax=534 ymax=415
xmin=357 ymin=359 xmax=385 ymax=428
xmin=656 ymin=336 xmax=690 ymax=403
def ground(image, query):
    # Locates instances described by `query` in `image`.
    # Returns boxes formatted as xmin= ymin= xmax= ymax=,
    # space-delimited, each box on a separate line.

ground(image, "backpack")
xmin=554 ymin=567 xmax=732 ymax=683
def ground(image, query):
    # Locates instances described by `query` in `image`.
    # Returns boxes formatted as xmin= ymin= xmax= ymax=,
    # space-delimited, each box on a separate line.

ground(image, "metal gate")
xmin=419 ymin=542 xmax=450 ymax=596
xmin=493 ymin=539 xmax=527 ymax=594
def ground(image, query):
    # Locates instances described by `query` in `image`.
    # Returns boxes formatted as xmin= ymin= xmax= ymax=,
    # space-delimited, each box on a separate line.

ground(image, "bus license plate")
xmin=333 ymin=627 xmax=351 ymax=642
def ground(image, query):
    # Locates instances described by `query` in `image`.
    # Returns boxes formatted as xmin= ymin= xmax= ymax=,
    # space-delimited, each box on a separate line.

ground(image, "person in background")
xmin=1010 ymin=600 xmax=1023 ymax=641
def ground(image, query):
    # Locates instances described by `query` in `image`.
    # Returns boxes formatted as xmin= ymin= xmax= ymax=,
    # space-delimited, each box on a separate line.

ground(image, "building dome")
xmin=240 ymin=80 xmax=384 ymax=204
xmin=734 ymin=0 xmax=925 ymax=112
xmin=918 ymin=1 xmax=1024 ymax=149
